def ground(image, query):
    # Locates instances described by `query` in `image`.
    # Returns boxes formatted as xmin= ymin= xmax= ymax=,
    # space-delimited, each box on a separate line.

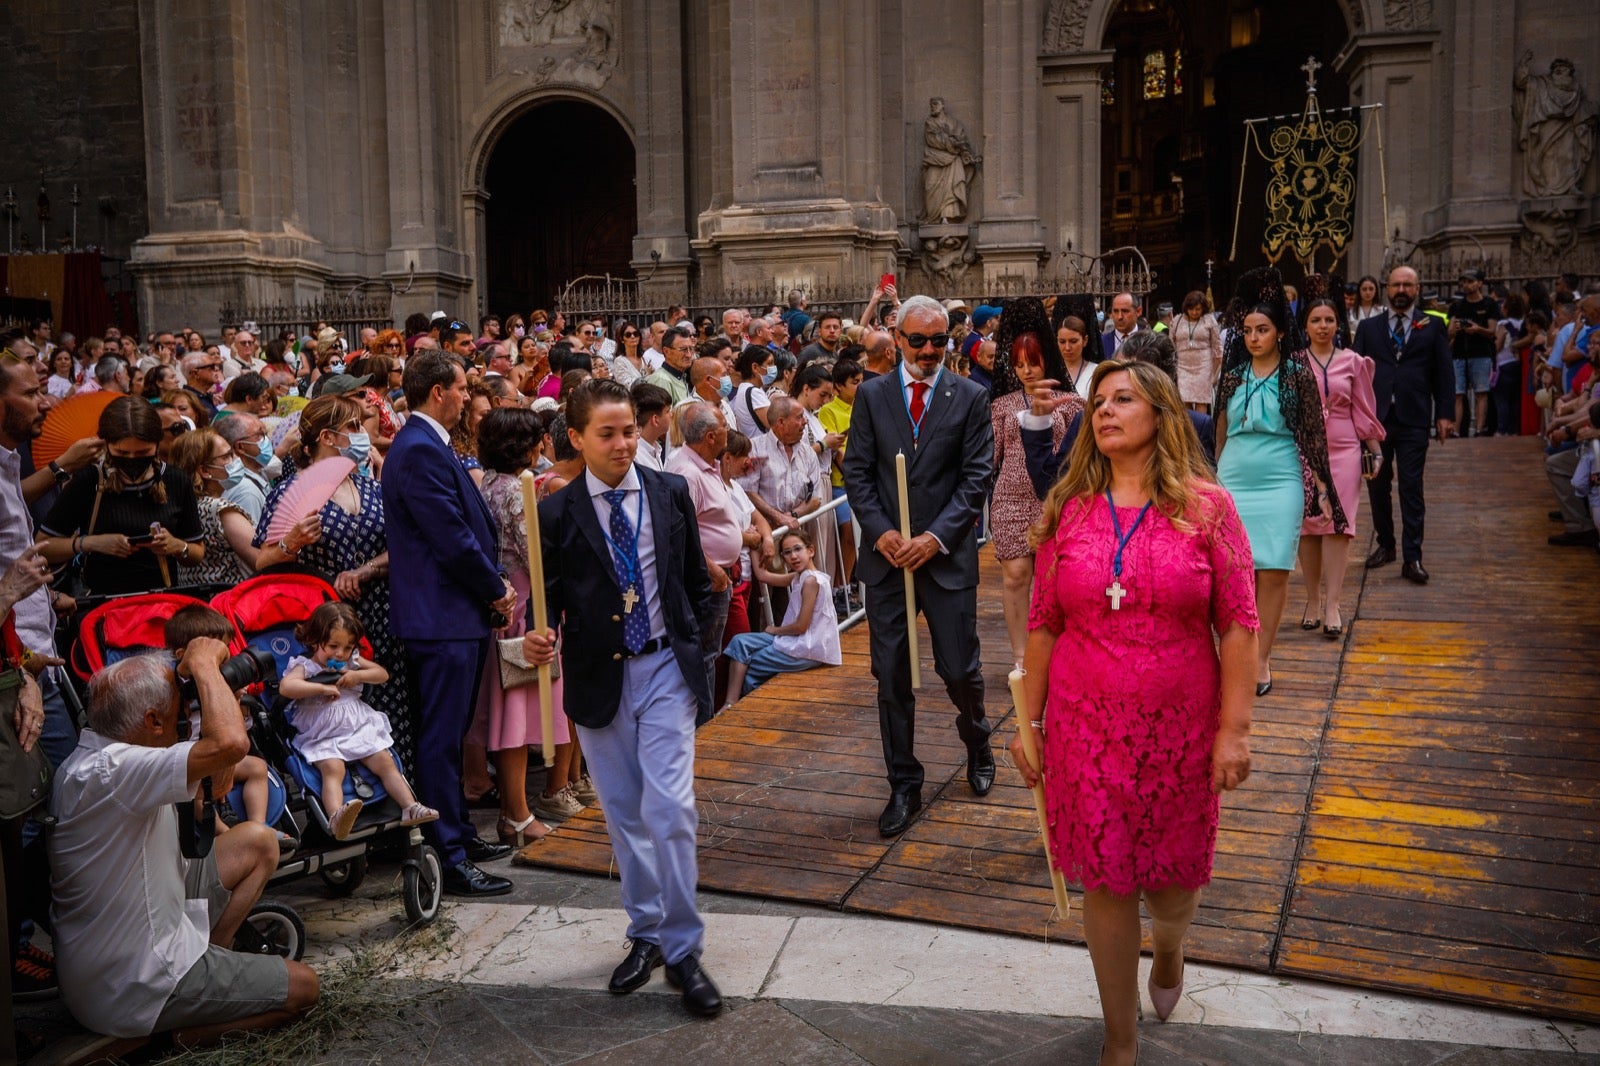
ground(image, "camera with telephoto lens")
xmin=176 ymin=646 xmax=278 ymax=718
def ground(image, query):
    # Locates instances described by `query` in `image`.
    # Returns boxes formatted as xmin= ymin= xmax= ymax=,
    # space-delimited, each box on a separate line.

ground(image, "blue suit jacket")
xmin=381 ymin=417 xmax=504 ymax=641
xmin=535 ymin=465 xmax=713 ymax=728
xmin=1351 ymin=309 xmax=1454 ymax=428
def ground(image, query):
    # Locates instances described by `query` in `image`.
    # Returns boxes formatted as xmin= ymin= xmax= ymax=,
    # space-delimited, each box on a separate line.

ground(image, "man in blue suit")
xmin=383 ymin=350 xmax=519 ymax=895
xmin=523 ymin=379 xmax=723 ymax=1018
xmin=1351 ymin=265 xmax=1455 ymax=583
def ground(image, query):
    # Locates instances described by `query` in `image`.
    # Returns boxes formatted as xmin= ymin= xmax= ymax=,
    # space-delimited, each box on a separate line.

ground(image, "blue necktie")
xmin=602 ymin=488 xmax=650 ymax=653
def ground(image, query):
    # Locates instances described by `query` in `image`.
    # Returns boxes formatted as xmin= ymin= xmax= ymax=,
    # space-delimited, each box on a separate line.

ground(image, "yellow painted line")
xmin=1312 ymin=794 xmax=1497 ymax=830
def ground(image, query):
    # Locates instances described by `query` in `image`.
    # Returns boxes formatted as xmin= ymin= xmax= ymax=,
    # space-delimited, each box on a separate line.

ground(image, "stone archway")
xmin=478 ymin=97 xmax=638 ymax=314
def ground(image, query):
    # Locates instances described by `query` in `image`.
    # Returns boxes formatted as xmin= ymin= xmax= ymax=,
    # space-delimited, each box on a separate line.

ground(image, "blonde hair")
xmin=1030 ymin=360 xmax=1215 ymax=548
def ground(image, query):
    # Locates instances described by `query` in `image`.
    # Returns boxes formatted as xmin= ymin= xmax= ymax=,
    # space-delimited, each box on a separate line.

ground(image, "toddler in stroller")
xmin=277 ymin=601 xmax=437 ymax=840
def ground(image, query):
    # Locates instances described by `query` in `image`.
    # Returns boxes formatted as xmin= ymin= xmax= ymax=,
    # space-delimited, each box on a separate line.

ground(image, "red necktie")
xmin=909 ymin=380 xmax=929 ymax=422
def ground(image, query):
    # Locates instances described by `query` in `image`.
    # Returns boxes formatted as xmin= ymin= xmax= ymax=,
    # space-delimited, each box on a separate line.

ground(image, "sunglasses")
xmin=164 ymin=424 xmax=188 ymax=437
xmin=899 ymin=331 xmax=950 ymax=350
xmin=622 ymin=331 xmax=639 ymax=338
xmin=200 ymin=362 xmax=224 ymax=371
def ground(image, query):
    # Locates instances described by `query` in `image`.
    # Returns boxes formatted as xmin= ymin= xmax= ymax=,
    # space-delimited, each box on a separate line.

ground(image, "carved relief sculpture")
xmin=1382 ymin=0 xmax=1434 ymax=31
xmin=498 ymin=0 xmax=616 ymax=89
xmin=1513 ymin=52 xmax=1598 ymax=199
xmin=920 ymin=98 xmax=981 ymax=224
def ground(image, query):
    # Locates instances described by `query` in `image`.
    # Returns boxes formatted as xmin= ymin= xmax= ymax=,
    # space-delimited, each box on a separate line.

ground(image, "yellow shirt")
xmin=818 ymin=397 xmax=853 ymax=489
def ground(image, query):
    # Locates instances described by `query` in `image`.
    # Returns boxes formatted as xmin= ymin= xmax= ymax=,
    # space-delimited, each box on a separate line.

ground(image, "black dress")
xmin=41 ymin=465 xmax=204 ymax=597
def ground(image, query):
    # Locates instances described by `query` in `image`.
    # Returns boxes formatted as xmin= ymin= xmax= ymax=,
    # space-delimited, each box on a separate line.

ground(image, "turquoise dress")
xmin=1217 ymin=370 xmax=1303 ymax=570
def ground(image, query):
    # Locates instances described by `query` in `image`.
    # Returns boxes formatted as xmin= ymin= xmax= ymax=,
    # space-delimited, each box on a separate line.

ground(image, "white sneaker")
xmin=533 ymin=786 xmax=585 ymax=823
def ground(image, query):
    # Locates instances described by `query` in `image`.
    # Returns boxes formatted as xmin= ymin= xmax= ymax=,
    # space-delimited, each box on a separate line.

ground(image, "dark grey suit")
xmin=842 ymin=367 xmax=996 ymax=792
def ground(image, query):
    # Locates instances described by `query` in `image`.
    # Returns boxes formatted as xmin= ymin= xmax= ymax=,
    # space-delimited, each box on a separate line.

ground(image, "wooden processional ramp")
xmin=521 ymin=438 xmax=1600 ymax=1022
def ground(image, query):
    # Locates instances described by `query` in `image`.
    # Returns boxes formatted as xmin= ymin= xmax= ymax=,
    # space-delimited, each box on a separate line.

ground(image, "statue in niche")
xmin=500 ymin=0 xmax=615 ymax=88
xmin=920 ymin=98 xmax=981 ymax=224
xmin=1513 ymin=52 xmax=1598 ymax=199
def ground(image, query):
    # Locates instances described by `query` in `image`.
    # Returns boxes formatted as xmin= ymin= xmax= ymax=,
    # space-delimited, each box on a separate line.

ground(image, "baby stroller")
xmin=210 ymin=572 xmax=443 ymax=926
xmin=68 ymin=590 xmax=309 ymax=960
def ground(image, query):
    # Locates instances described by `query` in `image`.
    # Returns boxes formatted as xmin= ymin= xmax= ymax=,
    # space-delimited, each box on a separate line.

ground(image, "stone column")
xmin=1336 ymin=30 xmax=1442 ymax=274
xmin=976 ymin=0 xmax=1047 ymax=282
xmin=131 ymin=0 xmax=330 ymax=330
xmin=1039 ymin=51 xmax=1112 ymax=274
xmin=625 ymin=0 xmax=693 ymax=299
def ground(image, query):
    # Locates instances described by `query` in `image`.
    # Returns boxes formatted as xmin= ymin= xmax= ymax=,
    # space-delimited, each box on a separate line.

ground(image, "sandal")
xmin=497 ymin=813 xmax=550 ymax=847
xmin=399 ymin=802 xmax=440 ymax=827
xmin=329 ymin=799 xmax=364 ymax=840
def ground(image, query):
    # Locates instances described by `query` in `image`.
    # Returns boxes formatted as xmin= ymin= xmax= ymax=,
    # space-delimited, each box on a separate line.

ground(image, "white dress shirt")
xmin=585 ymin=466 xmax=667 ymax=641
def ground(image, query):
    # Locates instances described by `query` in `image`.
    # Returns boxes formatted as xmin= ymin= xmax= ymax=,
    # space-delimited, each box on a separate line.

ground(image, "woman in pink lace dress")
xmin=1011 ymin=360 xmax=1259 ymax=1066
xmin=989 ymin=298 xmax=1083 ymax=668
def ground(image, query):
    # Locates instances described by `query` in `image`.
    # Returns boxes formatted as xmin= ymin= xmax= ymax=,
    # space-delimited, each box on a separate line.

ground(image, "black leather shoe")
xmin=1364 ymin=545 xmax=1396 ymax=568
xmin=966 ymin=744 xmax=996 ymax=797
xmin=1548 ymin=529 xmax=1599 ymax=547
xmin=664 ymin=955 xmax=724 ymax=1017
xmin=878 ymin=790 xmax=922 ymax=837
xmin=1401 ymin=560 xmax=1429 ymax=584
xmin=442 ymin=859 xmax=513 ymax=896
xmin=465 ymin=837 xmax=513 ymax=863
xmin=608 ymin=939 xmax=663 ymax=994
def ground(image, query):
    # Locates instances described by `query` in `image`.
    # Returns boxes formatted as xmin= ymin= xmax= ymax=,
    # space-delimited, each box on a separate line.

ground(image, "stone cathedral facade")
xmin=7 ymin=1 xmax=1597 ymax=329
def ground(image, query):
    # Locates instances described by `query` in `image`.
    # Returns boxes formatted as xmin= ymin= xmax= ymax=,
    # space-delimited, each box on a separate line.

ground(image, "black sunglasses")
xmin=899 ymin=331 xmax=950 ymax=350
xmin=165 ymin=424 xmax=188 ymax=437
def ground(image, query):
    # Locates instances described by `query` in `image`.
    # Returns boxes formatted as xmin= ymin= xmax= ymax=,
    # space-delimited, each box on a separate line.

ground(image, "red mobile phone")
xmin=879 ymin=273 xmax=896 ymax=290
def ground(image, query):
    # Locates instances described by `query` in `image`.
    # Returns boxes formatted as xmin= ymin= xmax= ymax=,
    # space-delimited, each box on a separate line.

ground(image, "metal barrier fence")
xmin=216 ymin=295 xmax=395 ymax=342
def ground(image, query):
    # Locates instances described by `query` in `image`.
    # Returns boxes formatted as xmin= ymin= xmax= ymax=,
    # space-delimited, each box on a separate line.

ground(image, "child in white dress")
xmin=720 ymin=528 xmax=842 ymax=709
xmin=279 ymin=601 xmax=438 ymax=839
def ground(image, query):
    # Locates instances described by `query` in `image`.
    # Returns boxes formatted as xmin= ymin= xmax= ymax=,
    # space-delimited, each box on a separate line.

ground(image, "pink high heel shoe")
xmin=1147 ymin=960 xmax=1184 ymax=1022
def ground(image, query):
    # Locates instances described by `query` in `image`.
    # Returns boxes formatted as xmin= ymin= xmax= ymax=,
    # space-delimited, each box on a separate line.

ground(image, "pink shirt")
xmin=665 ymin=446 xmax=745 ymax=568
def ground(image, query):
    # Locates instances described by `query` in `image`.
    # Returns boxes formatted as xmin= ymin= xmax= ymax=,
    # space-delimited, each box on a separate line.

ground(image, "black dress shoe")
xmin=1401 ymin=560 xmax=1429 ymax=584
xmin=608 ymin=939 xmax=663 ymax=994
xmin=878 ymin=790 xmax=922 ymax=837
xmin=966 ymin=744 xmax=996 ymax=797
xmin=465 ymin=836 xmax=513 ymax=863
xmin=664 ymin=955 xmax=724 ymax=1017
xmin=442 ymin=859 xmax=513 ymax=896
xmin=1548 ymin=529 xmax=1599 ymax=547
xmin=1364 ymin=545 xmax=1396 ymax=568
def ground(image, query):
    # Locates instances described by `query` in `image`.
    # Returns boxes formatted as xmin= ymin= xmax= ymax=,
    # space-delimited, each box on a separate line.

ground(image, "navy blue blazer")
xmin=1021 ymin=409 xmax=1215 ymax=500
xmin=841 ymin=369 xmax=995 ymax=591
xmin=381 ymin=417 xmax=505 ymax=642
xmin=535 ymin=465 xmax=712 ymax=728
xmin=1351 ymin=309 xmax=1454 ymax=428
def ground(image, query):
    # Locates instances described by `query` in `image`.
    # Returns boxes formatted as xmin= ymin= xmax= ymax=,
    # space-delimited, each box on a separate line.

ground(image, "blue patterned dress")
xmin=254 ymin=473 xmax=414 ymax=768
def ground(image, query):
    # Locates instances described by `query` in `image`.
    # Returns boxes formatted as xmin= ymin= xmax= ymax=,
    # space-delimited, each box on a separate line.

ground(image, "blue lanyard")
xmin=1240 ymin=368 xmax=1274 ymax=425
xmin=1390 ymin=315 xmax=1409 ymax=352
xmin=1309 ymin=352 xmax=1333 ymax=398
xmin=901 ymin=368 xmax=941 ymax=443
xmin=1106 ymin=492 xmax=1154 ymax=578
xmin=597 ymin=489 xmax=644 ymax=587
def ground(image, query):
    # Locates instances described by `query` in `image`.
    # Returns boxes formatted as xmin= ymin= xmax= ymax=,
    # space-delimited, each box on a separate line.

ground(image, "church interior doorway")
xmin=1098 ymin=0 xmax=1351 ymax=307
xmin=484 ymin=99 xmax=637 ymax=314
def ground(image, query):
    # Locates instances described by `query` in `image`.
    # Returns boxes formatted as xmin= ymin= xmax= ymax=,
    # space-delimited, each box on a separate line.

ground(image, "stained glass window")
xmin=1103 ymin=72 xmax=1115 ymax=107
xmin=1142 ymin=50 xmax=1166 ymax=100
xmin=1172 ymin=49 xmax=1183 ymax=95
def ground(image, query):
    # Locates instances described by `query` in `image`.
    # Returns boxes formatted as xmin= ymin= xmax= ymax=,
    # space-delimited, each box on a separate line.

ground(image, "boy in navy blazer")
xmin=384 ymin=351 xmax=519 ymax=896
xmin=523 ymin=379 xmax=723 ymax=1018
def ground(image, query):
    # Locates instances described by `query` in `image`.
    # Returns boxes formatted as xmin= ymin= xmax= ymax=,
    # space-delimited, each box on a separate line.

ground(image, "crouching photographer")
xmin=46 ymin=641 xmax=319 ymax=1040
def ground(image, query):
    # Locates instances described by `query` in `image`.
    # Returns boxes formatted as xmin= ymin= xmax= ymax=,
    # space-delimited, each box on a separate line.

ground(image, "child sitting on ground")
xmin=1570 ymin=406 xmax=1600 ymax=530
xmin=278 ymin=601 xmax=438 ymax=839
xmin=721 ymin=528 xmax=842 ymax=710
xmin=163 ymin=604 xmax=288 ymax=848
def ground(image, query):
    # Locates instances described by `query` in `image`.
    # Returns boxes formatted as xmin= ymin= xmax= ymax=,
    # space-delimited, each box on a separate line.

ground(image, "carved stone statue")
xmin=499 ymin=0 xmax=616 ymax=88
xmin=920 ymin=98 xmax=980 ymax=224
xmin=1513 ymin=51 xmax=1599 ymax=199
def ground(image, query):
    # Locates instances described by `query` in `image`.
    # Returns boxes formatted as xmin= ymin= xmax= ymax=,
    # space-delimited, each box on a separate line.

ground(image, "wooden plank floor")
xmin=520 ymin=437 xmax=1600 ymax=1021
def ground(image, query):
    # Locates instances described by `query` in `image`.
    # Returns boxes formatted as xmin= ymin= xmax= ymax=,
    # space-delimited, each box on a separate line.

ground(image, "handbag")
xmin=56 ymin=474 xmax=107 ymax=600
xmin=1361 ymin=451 xmax=1383 ymax=478
xmin=497 ymin=635 xmax=558 ymax=690
xmin=0 ymin=614 xmax=53 ymax=820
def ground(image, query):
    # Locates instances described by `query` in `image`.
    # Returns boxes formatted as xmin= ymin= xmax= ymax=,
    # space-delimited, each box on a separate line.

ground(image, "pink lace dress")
xmin=1029 ymin=486 xmax=1259 ymax=895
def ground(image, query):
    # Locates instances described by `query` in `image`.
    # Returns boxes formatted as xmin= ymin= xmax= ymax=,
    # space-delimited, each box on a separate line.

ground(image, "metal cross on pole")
xmin=1301 ymin=55 xmax=1322 ymax=93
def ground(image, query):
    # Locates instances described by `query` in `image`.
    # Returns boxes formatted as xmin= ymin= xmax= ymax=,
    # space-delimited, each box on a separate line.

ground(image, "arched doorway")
xmin=1098 ymin=0 xmax=1351 ymax=306
xmin=484 ymin=99 xmax=637 ymax=314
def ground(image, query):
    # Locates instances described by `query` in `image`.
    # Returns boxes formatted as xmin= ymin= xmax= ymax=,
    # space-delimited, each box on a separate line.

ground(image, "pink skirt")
xmin=467 ymin=568 xmax=572 ymax=751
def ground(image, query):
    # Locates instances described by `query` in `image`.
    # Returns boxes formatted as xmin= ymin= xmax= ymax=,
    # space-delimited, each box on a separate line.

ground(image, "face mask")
xmin=512 ymin=326 xmax=525 ymax=339
xmin=109 ymin=455 xmax=153 ymax=481
xmin=327 ymin=360 xmax=346 ymax=375
xmin=255 ymin=438 xmax=274 ymax=467
xmin=285 ymin=350 xmax=301 ymax=370
xmin=718 ymin=376 xmax=733 ymax=399
xmin=763 ymin=366 xmax=778 ymax=386
xmin=340 ymin=430 xmax=371 ymax=467
xmin=222 ymin=458 xmax=247 ymax=489
xmin=263 ymin=455 xmax=284 ymax=481
xmin=325 ymin=658 xmax=348 ymax=672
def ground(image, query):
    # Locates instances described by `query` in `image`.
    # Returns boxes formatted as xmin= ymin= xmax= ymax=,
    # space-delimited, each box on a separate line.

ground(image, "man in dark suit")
xmin=523 ymin=379 xmax=723 ymax=1018
xmin=1351 ymin=265 xmax=1455 ymax=583
xmin=383 ymin=351 xmax=518 ymax=896
xmin=842 ymin=295 xmax=996 ymax=838
xmin=1100 ymin=291 xmax=1143 ymax=359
